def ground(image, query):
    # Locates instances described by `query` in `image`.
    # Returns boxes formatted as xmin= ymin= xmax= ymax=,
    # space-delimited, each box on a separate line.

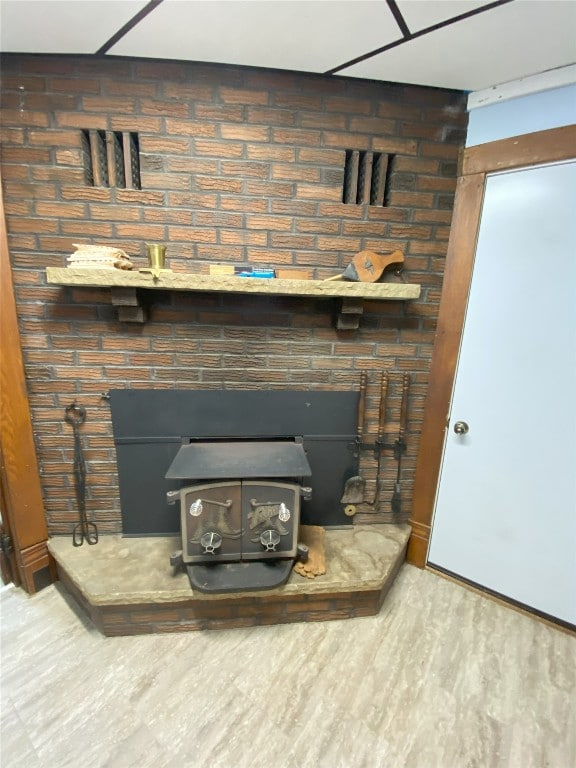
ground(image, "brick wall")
xmin=0 ymin=54 xmax=467 ymax=535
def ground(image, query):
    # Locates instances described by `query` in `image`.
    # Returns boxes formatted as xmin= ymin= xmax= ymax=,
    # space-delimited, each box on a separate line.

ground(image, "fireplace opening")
xmin=109 ymin=388 xmax=359 ymax=536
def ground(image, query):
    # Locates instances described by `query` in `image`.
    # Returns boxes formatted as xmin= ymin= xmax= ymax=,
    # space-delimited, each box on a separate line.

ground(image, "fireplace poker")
xmin=65 ymin=403 xmax=98 ymax=547
xmin=366 ymin=371 xmax=389 ymax=506
xmin=391 ymin=373 xmax=410 ymax=517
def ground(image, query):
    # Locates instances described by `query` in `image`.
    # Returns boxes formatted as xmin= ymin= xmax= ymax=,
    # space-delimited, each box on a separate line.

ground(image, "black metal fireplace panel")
xmin=299 ymin=436 xmax=357 ymax=527
xmin=114 ymin=440 xmax=182 ymax=535
xmin=110 ymin=389 xmax=357 ymax=438
xmin=110 ymin=389 xmax=358 ymax=534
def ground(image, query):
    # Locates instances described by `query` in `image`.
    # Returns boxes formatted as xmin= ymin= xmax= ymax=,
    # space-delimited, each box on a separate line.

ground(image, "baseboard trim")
xmin=427 ymin=564 xmax=576 ymax=635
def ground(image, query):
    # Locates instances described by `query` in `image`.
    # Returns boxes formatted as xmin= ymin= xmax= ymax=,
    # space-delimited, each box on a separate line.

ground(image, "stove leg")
xmin=170 ymin=550 xmax=183 ymax=569
xmin=296 ymin=543 xmax=309 ymax=563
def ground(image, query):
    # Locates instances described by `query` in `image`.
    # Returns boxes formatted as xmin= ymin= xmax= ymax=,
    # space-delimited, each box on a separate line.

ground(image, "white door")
xmin=428 ymin=161 xmax=576 ymax=625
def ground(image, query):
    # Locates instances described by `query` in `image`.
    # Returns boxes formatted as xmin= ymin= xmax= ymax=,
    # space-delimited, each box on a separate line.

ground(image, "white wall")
xmin=466 ymin=82 xmax=576 ymax=147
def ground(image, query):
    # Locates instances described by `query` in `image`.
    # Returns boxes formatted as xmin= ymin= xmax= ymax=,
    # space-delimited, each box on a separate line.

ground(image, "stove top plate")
xmin=165 ymin=441 xmax=312 ymax=480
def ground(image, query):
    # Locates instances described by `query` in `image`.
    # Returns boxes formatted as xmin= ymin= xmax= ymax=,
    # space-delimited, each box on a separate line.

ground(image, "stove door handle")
xmin=195 ymin=498 xmax=232 ymax=509
xmin=189 ymin=498 xmax=233 ymax=516
xmin=249 ymin=499 xmax=291 ymax=522
xmin=249 ymin=499 xmax=281 ymax=509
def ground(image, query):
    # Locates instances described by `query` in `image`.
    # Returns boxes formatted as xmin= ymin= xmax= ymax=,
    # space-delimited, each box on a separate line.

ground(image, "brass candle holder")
xmin=140 ymin=243 xmax=170 ymax=280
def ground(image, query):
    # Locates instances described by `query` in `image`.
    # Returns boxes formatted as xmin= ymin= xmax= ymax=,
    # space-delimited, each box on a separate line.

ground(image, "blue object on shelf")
xmin=238 ymin=269 xmax=275 ymax=278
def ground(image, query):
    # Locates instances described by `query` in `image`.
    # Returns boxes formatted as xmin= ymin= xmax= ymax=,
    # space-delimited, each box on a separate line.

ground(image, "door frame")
xmin=408 ymin=124 xmax=576 ymax=567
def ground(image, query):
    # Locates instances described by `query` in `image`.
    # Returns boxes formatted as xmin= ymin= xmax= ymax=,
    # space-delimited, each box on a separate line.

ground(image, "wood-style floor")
xmin=1 ymin=564 xmax=574 ymax=768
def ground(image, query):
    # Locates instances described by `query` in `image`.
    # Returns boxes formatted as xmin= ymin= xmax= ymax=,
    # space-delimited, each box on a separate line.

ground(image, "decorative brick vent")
xmin=81 ymin=129 xmax=141 ymax=189
xmin=343 ymin=150 xmax=393 ymax=206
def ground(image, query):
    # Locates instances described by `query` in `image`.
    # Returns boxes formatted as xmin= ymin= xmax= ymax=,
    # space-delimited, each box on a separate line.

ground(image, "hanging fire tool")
xmin=342 ymin=370 xmax=391 ymax=513
xmin=366 ymin=372 xmax=389 ymax=506
xmin=340 ymin=370 xmax=368 ymax=509
xmin=65 ymin=403 xmax=98 ymax=547
xmin=391 ymin=373 xmax=410 ymax=517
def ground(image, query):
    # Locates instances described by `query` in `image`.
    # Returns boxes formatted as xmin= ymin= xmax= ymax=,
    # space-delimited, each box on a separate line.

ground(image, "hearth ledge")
xmin=48 ymin=525 xmax=410 ymax=635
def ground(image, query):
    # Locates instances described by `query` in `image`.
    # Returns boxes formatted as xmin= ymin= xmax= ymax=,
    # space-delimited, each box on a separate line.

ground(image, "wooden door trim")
xmin=407 ymin=172 xmax=485 ymax=565
xmin=408 ymin=125 xmax=576 ymax=567
xmin=463 ymin=124 xmax=576 ymax=176
xmin=0 ymin=174 xmax=55 ymax=592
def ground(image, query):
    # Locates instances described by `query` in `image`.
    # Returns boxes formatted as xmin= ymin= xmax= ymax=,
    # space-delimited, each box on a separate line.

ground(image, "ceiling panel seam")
xmin=386 ymin=0 xmax=411 ymax=39
xmin=97 ymin=0 xmax=164 ymax=55
xmin=325 ymin=0 xmax=516 ymax=75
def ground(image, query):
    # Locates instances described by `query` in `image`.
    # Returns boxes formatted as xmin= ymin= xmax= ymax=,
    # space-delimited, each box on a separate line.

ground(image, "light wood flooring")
xmin=1 ymin=564 xmax=574 ymax=768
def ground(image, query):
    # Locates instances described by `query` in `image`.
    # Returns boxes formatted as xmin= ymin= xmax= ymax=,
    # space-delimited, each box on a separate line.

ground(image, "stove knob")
xmin=200 ymin=531 xmax=222 ymax=555
xmin=260 ymin=529 xmax=281 ymax=552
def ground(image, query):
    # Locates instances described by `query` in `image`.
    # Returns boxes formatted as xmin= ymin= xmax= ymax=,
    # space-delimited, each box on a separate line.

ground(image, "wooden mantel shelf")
xmin=46 ymin=267 xmax=421 ymax=328
xmin=45 ymin=267 xmax=421 ymax=299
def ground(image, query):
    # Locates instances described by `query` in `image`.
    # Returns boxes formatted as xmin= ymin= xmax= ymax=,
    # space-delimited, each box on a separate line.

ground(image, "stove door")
xmin=241 ymin=481 xmax=299 ymax=560
xmin=181 ymin=482 xmax=242 ymax=564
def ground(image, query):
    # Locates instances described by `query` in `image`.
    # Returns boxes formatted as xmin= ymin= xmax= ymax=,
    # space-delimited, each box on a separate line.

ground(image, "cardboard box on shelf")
xmin=276 ymin=269 xmax=312 ymax=280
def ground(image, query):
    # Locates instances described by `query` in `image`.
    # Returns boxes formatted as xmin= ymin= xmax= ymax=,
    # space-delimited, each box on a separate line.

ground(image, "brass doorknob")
xmin=454 ymin=421 xmax=469 ymax=435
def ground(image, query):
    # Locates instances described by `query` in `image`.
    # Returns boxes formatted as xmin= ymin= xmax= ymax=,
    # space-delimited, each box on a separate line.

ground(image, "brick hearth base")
xmin=48 ymin=525 xmax=410 ymax=636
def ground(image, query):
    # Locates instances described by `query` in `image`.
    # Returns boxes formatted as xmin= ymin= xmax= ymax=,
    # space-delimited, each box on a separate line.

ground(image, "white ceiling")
xmin=1 ymin=0 xmax=575 ymax=93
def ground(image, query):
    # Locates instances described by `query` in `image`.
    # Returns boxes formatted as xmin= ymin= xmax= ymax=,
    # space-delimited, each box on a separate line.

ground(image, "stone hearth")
xmin=48 ymin=525 xmax=410 ymax=636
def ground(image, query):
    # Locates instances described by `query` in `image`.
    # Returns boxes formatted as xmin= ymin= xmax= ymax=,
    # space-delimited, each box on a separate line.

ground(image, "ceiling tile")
xmin=337 ymin=0 xmax=576 ymax=91
xmin=396 ymin=0 xmax=495 ymax=33
xmin=0 ymin=0 xmax=149 ymax=54
xmin=109 ymin=0 xmax=402 ymax=73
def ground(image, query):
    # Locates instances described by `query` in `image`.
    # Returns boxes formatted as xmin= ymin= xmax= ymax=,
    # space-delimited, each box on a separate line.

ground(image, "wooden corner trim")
xmin=16 ymin=540 xmax=57 ymax=593
xmin=1 ymin=176 xmax=48 ymax=551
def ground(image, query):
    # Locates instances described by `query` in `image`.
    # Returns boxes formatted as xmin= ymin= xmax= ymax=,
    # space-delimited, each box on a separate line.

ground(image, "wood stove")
xmin=108 ymin=388 xmax=359 ymax=589
xmin=165 ymin=439 xmax=312 ymax=592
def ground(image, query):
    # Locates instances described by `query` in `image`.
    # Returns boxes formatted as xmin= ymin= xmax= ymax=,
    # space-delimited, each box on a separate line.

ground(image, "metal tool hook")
xmin=65 ymin=402 xmax=86 ymax=426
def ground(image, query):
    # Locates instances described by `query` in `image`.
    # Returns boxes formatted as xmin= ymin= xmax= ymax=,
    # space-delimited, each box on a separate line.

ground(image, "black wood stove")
xmin=165 ymin=439 xmax=312 ymax=593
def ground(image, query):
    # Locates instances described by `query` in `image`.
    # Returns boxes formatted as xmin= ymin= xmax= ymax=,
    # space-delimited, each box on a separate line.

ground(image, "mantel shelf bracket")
xmin=337 ymin=297 xmax=365 ymax=330
xmin=110 ymin=287 xmax=146 ymax=323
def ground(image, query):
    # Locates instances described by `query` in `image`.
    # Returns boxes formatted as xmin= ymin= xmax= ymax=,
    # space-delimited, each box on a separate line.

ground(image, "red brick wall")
xmin=0 ymin=54 xmax=467 ymax=534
